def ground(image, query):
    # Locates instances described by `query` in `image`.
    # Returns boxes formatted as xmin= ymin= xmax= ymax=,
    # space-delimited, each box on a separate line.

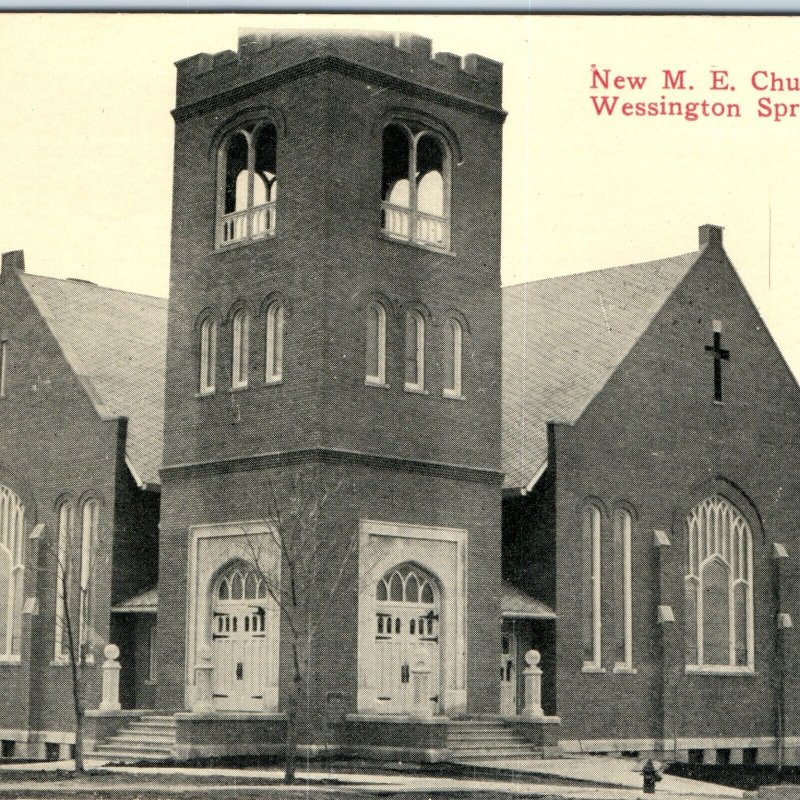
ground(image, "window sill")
xmin=264 ymin=376 xmax=283 ymax=387
xmin=378 ymin=232 xmax=456 ymax=258
xmin=443 ymin=391 xmax=465 ymax=401
xmin=51 ymin=658 xmax=69 ymax=667
xmin=213 ymin=232 xmax=276 ymax=255
xmin=612 ymin=664 xmax=637 ymax=674
xmin=365 ymin=379 xmax=390 ymax=389
xmin=404 ymin=385 xmax=429 ymax=395
xmin=196 ymin=389 xmax=216 ymax=399
xmin=0 ymin=656 xmax=21 ymax=666
xmin=685 ymin=664 xmax=755 ymax=676
xmin=144 ymin=679 xmax=157 ymax=686
xmin=230 ymin=384 xmax=249 ymax=393
xmin=581 ymin=663 xmax=606 ymax=674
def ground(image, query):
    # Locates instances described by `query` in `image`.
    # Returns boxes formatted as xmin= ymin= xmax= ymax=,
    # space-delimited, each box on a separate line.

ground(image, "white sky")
xmin=2 ymin=15 xmax=800 ymax=374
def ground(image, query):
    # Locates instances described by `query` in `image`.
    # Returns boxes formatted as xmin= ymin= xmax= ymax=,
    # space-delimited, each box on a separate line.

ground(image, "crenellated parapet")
xmin=174 ymin=28 xmax=503 ymax=116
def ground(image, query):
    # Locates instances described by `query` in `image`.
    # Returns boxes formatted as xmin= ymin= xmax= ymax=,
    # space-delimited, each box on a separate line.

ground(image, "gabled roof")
xmin=502 ymin=250 xmax=701 ymax=490
xmin=20 ymin=273 xmax=167 ymax=488
xmin=501 ymin=580 xmax=556 ymax=619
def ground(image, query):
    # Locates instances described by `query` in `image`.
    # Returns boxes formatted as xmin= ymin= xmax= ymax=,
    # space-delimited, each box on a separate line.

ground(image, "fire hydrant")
xmin=641 ymin=758 xmax=662 ymax=794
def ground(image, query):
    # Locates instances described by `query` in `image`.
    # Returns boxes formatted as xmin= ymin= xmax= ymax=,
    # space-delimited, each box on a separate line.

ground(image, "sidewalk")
xmin=0 ymin=755 xmax=748 ymax=799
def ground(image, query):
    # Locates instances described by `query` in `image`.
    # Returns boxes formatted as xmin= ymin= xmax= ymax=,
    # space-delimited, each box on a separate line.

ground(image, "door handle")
xmin=236 ymin=662 xmax=243 ymax=680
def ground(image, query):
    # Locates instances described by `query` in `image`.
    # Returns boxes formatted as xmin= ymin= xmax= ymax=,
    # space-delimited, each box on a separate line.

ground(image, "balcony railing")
xmin=218 ymin=202 xmax=276 ymax=247
xmin=381 ymin=203 xmax=449 ymax=251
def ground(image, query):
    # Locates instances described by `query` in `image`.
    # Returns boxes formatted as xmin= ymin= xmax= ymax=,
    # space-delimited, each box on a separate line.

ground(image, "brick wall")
xmin=548 ymin=240 xmax=800 ymax=745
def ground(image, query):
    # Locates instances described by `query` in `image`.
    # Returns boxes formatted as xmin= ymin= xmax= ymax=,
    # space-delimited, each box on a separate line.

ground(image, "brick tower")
xmin=158 ymin=29 xmax=505 ymax=746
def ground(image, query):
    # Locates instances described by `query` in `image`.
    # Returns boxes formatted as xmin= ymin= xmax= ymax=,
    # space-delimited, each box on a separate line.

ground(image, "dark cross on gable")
xmin=705 ymin=320 xmax=730 ymax=402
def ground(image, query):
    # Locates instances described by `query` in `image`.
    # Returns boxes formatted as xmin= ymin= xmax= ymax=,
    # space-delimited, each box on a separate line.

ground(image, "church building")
xmin=0 ymin=28 xmax=798 ymax=767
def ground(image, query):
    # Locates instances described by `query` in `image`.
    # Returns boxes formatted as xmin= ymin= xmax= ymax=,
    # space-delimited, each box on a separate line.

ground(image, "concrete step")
xmin=89 ymin=745 xmax=172 ymax=760
xmin=108 ymin=734 xmax=176 ymax=746
xmin=448 ymin=730 xmax=522 ymax=740
xmin=131 ymin=718 xmax=176 ymax=728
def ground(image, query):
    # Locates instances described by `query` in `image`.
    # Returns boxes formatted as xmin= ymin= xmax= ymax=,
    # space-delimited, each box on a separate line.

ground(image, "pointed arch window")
xmin=381 ymin=122 xmax=450 ymax=251
xmin=404 ymin=310 xmax=425 ymax=392
xmin=231 ymin=310 xmax=250 ymax=390
xmin=78 ymin=499 xmax=99 ymax=661
xmin=0 ymin=486 xmax=24 ymax=661
xmin=54 ymin=501 xmax=74 ymax=662
xmin=581 ymin=503 xmax=602 ymax=671
xmin=685 ymin=495 xmax=754 ymax=672
xmin=217 ymin=123 xmax=277 ymax=247
xmin=199 ymin=317 xmax=218 ymax=395
xmin=443 ymin=318 xmax=463 ymax=399
xmin=365 ymin=302 xmax=387 ymax=386
xmin=265 ymin=301 xmax=283 ymax=384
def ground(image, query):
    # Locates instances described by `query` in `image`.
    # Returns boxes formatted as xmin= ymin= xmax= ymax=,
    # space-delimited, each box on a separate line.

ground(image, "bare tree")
xmin=40 ymin=501 xmax=102 ymax=775
xmin=237 ymin=468 xmax=365 ymax=785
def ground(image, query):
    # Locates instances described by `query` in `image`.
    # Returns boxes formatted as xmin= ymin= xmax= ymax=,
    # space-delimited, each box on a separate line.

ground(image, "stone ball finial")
xmin=104 ymin=644 xmax=120 ymax=661
xmin=524 ymin=649 xmax=541 ymax=667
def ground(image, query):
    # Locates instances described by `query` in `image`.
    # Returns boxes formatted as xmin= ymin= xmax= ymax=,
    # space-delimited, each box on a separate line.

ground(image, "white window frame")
xmin=53 ymin=501 xmax=74 ymax=663
xmin=265 ymin=302 xmax=283 ymax=384
xmin=443 ymin=318 xmax=463 ymax=399
xmin=0 ymin=486 xmax=24 ymax=663
xmin=78 ymin=499 xmax=98 ymax=664
xmin=231 ymin=310 xmax=250 ymax=390
xmin=199 ymin=318 xmax=217 ymax=396
xmin=582 ymin=504 xmax=603 ymax=673
xmin=685 ymin=495 xmax=754 ymax=674
xmin=404 ymin=310 xmax=426 ymax=393
xmin=612 ymin=508 xmax=635 ymax=673
xmin=365 ymin=302 xmax=387 ymax=387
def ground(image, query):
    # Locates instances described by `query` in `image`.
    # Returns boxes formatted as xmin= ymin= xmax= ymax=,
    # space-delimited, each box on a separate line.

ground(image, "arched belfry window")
xmin=381 ymin=122 xmax=450 ymax=251
xmin=685 ymin=495 xmax=754 ymax=672
xmin=365 ymin=301 xmax=387 ymax=386
xmin=0 ymin=486 xmax=25 ymax=661
xmin=217 ymin=123 xmax=277 ymax=247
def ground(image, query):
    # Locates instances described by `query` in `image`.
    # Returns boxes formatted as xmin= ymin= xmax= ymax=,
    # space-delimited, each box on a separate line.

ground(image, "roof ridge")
xmin=21 ymin=271 xmax=167 ymax=303
xmin=503 ymin=250 xmax=700 ymax=291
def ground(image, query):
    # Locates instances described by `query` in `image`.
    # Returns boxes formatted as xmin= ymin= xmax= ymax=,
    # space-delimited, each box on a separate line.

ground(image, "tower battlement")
xmin=174 ymin=29 xmax=503 ymax=113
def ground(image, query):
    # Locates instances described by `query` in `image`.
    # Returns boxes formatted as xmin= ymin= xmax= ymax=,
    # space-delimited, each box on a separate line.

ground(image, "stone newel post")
xmin=410 ymin=654 xmax=433 ymax=718
xmin=193 ymin=646 xmax=214 ymax=713
xmin=99 ymin=644 xmax=122 ymax=712
xmin=522 ymin=649 xmax=544 ymax=718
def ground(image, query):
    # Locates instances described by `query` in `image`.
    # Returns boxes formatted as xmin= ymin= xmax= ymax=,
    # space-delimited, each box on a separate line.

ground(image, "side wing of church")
xmin=503 ymin=224 xmax=800 ymax=763
xmin=0 ymin=251 xmax=163 ymax=758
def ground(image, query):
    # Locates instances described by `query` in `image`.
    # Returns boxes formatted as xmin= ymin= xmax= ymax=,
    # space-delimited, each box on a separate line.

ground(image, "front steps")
xmin=447 ymin=719 xmax=544 ymax=764
xmin=87 ymin=715 xmax=176 ymax=763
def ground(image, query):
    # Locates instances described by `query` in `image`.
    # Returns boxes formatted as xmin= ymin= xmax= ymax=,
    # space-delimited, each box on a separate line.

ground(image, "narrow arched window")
xmin=217 ymin=122 xmax=278 ymax=247
xmin=199 ymin=317 xmax=217 ymax=395
xmin=581 ymin=504 xmax=602 ymax=670
xmin=54 ymin=501 xmax=74 ymax=662
xmin=0 ymin=486 xmax=25 ymax=661
xmin=79 ymin=499 xmax=99 ymax=661
xmin=404 ymin=310 xmax=425 ymax=392
xmin=265 ymin=301 xmax=283 ymax=383
xmin=613 ymin=508 xmax=633 ymax=671
xmin=381 ymin=122 xmax=450 ymax=251
xmin=365 ymin=302 xmax=386 ymax=386
xmin=232 ymin=310 xmax=250 ymax=389
xmin=685 ymin=495 xmax=754 ymax=671
xmin=443 ymin=318 xmax=463 ymax=399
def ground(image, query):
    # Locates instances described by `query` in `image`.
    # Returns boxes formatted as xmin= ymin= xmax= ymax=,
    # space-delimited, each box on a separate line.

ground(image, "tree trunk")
xmin=70 ymin=655 xmax=85 ymax=774
xmin=284 ymin=700 xmax=297 ymax=784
